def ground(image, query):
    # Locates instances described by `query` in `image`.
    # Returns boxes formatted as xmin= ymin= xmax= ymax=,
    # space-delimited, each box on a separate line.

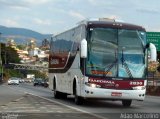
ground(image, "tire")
xmin=75 ymin=94 xmax=84 ymax=105
xmin=122 ymin=100 xmax=132 ymax=107
xmin=61 ymin=93 xmax=67 ymax=99
xmin=53 ymin=79 xmax=61 ymax=99
xmin=74 ymin=82 xmax=84 ymax=105
xmin=54 ymin=90 xmax=61 ymax=99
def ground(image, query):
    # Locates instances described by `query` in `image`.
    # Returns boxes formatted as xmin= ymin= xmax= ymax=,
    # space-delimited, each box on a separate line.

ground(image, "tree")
xmin=17 ymin=44 xmax=26 ymax=50
xmin=6 ymin=38 xmax=16 ymax=47
xmin=1 ymin=43 xmax=21 ymax=80
xmin=148 ymin=61 xmax=159 ymax=79
xmin=41 ymin=38 xmax=50 ymax=50
xmin=5 ymin=46 xmax=21 ymax=64
xmin=148 ymin=61 xmax=159 ymax=72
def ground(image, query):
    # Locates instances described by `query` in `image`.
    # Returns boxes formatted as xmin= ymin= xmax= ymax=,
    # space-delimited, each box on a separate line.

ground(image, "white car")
xmin=8 ymin=77 xmax=19 ymax=85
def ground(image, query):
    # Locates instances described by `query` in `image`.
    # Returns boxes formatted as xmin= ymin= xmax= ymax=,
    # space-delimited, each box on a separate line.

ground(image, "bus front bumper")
xmin=83 ymin=86 xmax=146 ymax=101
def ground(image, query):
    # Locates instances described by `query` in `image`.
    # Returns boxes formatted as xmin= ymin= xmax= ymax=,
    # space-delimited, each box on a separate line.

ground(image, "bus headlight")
xmin=85 ymin=82 xmax=101 ymax=88
xmin=132 ymin=86 xmax=146 ymax=90
xmin=91 ymin=83 xmax=96 ymax=88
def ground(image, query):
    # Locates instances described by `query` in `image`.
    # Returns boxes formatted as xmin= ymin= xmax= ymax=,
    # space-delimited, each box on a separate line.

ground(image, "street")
xmin=0 ymin=83 xmax=160 ymax=119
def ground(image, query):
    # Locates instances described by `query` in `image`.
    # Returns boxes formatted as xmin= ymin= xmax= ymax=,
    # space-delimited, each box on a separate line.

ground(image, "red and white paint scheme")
xmin=49 ymin=18 xmax=157 ymax=107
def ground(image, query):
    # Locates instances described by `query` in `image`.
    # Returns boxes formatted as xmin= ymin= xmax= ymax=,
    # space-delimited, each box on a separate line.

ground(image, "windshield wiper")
xmin=104 ymin=50 xmax=118 ymax=77
xmin=104 ymin=59 xmax=118 ymax=76
xmin=121 ymin=47 xmax=133 ymax=78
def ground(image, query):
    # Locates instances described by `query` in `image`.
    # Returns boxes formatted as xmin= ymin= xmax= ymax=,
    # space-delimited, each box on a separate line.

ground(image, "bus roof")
xmin=78 ymin=18 xmax=145 ymax=31
xmin=53 ymin=18 xmax=146 ymax=36
xmin=85 ymin=20 xmax=145 ymax=31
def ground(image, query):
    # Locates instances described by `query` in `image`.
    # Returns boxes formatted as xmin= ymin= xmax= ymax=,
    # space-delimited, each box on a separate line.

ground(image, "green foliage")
xmin=17 ymin=44 xmax=26 ymax=50
xmin=7 ymin=69 xmax=23 ymax=78
xmin=1 ymin=43 xmax=21 ymax=79
xmin=7 ymin=47 xmax=21 ymax=63
xmin=27 ymin=70 xmax=47 ymax=79
xmin=1 ymin=43 xmax=47 ymax=80
xmin=1 ymin=45 xmax=21 ymax=64
xmin=148 ymin=61 xmax=159 ymax=72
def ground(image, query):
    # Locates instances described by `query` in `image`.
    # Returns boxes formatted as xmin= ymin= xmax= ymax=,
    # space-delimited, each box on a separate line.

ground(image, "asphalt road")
xmin=1 ymin=83 xmax=160 ymax=119
xmin=0 ymin=83 xmax=103 ymax=119
xmin=0 ymin=84 xmax=24 ymax=106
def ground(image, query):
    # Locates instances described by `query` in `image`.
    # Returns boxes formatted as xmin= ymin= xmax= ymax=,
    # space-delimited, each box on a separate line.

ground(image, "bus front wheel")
xmin=75 ymin=94 xmax=84 ymax=105
xmin=122 ymin=100 xmax=132 ymax=107
xmin=73 ymin=81 xmax=84 ymax=105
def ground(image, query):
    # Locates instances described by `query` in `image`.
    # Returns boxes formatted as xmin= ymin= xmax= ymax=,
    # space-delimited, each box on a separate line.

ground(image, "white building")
xmin=28 ymin=47 xmax=48 ymax=59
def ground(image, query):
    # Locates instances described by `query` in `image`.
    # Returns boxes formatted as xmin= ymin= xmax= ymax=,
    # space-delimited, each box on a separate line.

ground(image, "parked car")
xmin=19 ymin=79 xmax=25 ymax=83
xmin=43 ymin=80 xmax=49 ymax=88
xmin=8 ymin=77 xmax=19 ymax=85
xmin=33 ymin=78 xmax=48 ymax=87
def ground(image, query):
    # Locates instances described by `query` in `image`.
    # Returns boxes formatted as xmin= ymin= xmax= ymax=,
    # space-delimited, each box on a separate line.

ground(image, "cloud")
xmin=4 ymin=19 xmax=20 ymax=27
xmin=87 ymin=0 xmax=101 ymax=6
xmin=137 ymin=8 xmax=160 ymax=14
xmin=22 ymin=0 xmax=52 ymax=5
xmin=0 ymin=0 xmax=52 ymax=9
xmin=69 ymin=11 xmax=85 ymax=20
xmin=145 ymin=24 xmax=160 ymax=32
xmin=10 ymin=6 xmax=30 ymax=11
xmin=87 ymin=0 xmax=112 ymax=6
xmin=0 ymin=0 xmax=30 ymax=10
xmin=33 ymin=18 xmax=51 ymax=25
xmin=88 ymin=0 xmax=95 ymax=3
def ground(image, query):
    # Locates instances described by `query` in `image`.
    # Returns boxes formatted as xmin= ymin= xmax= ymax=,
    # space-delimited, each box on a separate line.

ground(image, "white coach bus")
xmin=49 ymin=18 xmax=156 ymax=107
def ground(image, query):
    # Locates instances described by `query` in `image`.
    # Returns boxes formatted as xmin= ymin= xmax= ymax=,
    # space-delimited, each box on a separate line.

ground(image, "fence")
xmin=147 ymin=73 xmax=160 ymax=96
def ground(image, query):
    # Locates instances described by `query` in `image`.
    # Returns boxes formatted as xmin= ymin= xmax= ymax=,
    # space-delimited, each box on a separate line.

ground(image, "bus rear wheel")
xmin=122 ymin=100 xmax=132 ymax=107
xmin=61 ymin=93 xmax=67 ymax=99
xmin=54 ymin=90 xmax=61 ymax=99
xmin=53 ymin=80 xmax=61 ymax=99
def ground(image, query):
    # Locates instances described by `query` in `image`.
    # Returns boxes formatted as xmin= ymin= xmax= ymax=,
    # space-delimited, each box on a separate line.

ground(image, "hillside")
xmin=0 ymin=25 xmax=52 ymax=45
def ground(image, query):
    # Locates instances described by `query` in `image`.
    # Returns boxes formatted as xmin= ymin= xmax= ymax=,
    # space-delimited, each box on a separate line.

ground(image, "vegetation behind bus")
xmin=1 ymin=44 xmax=47 ymax=81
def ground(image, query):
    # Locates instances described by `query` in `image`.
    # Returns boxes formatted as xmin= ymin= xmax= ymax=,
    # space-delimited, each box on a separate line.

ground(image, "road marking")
xmin=4 ymin=85 xmax=108 ymax=119
xmin=15 ymin=97 xmax=24 ymax=101
xmin=10 ymin=110 xmax=41 ymax=112
xmin=9 ymin=107 xmax=35 ymax=109
xmin=40 ymin=107 xmax=47 ymax=109
xmin=26 ymin=92 xmax=108 ymax=119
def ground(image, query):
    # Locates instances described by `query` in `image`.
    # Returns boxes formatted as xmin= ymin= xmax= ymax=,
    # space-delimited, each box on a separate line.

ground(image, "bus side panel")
xmin=49 ymin=73 xmax=54 ymax=90
xmin=49 ymin=25 xmax=86 ymax=95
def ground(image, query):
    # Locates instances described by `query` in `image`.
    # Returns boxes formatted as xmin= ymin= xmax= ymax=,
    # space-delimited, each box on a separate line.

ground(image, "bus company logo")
xmin=89 ymin=78 xmax=115 ymax=84
xmin=130 ymin=81 xmax=143 ymax=86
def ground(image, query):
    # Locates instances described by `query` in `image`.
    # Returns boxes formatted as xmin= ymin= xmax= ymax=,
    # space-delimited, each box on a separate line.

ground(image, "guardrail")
xmin=147 ymin=80 xmax=160 ymax=86
xmin=147 ymin=78 xmax=160 ymax=96
xmin=5 ymin=63 xmax=48 ymax=71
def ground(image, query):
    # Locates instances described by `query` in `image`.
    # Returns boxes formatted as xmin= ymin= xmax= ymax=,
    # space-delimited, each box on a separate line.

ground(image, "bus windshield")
xmin=86 ymin=27 xmax=146 ymax=78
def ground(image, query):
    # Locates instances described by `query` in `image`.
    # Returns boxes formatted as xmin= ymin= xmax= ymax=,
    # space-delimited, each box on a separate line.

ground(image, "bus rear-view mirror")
xmin=80 ymin=39 xmax=87 ymax=58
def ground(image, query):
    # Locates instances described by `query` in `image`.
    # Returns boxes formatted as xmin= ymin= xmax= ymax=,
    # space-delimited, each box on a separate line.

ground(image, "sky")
xmin=0 ymin=0 xmax=160 ymax=34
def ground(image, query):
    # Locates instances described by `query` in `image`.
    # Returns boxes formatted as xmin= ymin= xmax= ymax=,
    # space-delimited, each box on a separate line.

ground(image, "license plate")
xmin=111 ymin=92 xmax=122 ymax=97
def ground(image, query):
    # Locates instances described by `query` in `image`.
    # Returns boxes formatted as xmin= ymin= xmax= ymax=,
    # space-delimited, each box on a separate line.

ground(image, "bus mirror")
xmin=80 ymin=39 xmax=87 ymax=58
xmin=149 ymin=43 xmax=157 ymax=61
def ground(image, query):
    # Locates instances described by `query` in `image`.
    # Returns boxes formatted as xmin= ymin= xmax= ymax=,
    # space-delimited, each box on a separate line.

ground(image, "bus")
xmin=49 ymin=18 xmax=157 ymax=107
